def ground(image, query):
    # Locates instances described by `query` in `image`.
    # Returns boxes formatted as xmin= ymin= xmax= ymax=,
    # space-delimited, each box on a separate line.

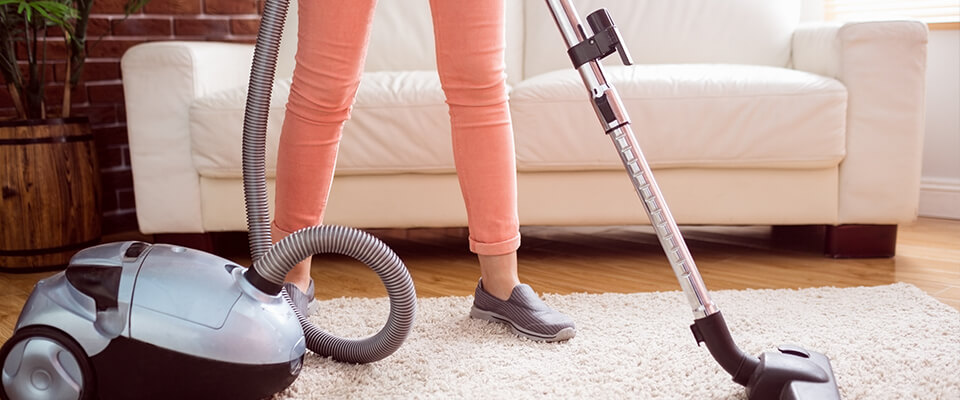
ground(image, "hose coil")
xmin=241 ymin=0 xmax=416 ymax=363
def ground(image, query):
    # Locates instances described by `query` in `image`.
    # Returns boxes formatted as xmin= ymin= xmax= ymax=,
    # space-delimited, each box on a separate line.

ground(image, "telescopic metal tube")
xmin=544 ymin=0 xmax=718 ymax=319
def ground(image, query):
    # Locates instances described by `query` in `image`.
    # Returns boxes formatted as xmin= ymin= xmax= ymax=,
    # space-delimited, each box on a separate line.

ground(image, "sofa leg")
xmin=824 ymin=224 xmax=898 ymax=258
xmin=771 ymin=224 xmax=898 ymax=258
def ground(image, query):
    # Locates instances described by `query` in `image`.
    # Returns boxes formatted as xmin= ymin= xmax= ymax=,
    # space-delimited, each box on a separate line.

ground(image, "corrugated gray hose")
xmin=239 ymin=0 xmax=417 ymax=364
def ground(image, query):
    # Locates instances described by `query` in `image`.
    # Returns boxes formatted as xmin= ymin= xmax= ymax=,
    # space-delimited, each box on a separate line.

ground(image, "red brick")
xmin=100 ymin=168 xmax=133 ymax=191
xmin=16 ymin=61 xmax=60 ymax=83
xmin=174 ymin=18 xmax=230 ymax=37
xmin=86 ymin=39 xmax=145 ymax=58
xmin=230 ymin=18 xmax=260 ymax=35
xmin=54 ymin=60 xmax=120 ymax=82
xmin=102 ymin=196 xmax=120 ymax=215
xmin=21 ymin=88 xmax=84 ymax=119
xmin=99 ymin=167 xmax=134 ymax=216
xmin=47 ymin=63 xmax=65 ymax=83
xmin=205 ymin=0 xmax=258 ymax=15
xmin=0 ymin=86 xmax=14 ymax=109
xmin=16 ymin=39 xmax=68 ymax=60
xmin=145 ymin=0 xmax=201 ymax=15
xmin=116 ymin=103 xmax=127 ymax=123
xmin=87 ymin=83 xmax=125 ymax=104
xmin=92 ymin=0 xmax=129 ymax=14
xmin=117 ymin=188 xmax=136 ymax=209
xmin=54 ymin=62 xmax=86 ymax=84
xmin=53 ymin=64 xmax=68 ymax=82
xmin=46 ymin=26 xmax=66 ymax=38
xmin=43 ymin=82 xmax=88 ymax=107
xmin=101 ymin=212 xmax=139 ymax=235
xmin=93 ymin=125 xmax=130 ymax=146
xmin=72 ymin=83 xmax=89 ymax=105
xmin=80 ymin=61 xmax=122 ymax=82
xmin=9 ymin=65 xmax=59 ymax=102
xmin=73 ymin=104 xmax=120 ymax=125
xmin=87 ymin=18 xmax=113 ymax=37
xmin=98 ymin=174 xmax=120 ymax=210
xmin=75 ymin=83 xmax=90 ymax=104
xmin=113 ymin=17 xmax=173 ymax=36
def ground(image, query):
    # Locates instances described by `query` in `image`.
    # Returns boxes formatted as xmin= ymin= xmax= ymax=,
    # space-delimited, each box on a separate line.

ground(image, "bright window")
xmin=824 ymin=0 xmax=960 ymax=24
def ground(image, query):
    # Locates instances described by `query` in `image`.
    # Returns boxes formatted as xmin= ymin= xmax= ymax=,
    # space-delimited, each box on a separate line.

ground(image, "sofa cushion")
xmin=510 ymin=64 xmax=847 ymax=171
xmin=523 ymin=0 xmax=802 ymax=78
xmin=190 ymin=70 xmax=459 ymax=178
xmin=192 ymin=64 xmax=846 ymax=179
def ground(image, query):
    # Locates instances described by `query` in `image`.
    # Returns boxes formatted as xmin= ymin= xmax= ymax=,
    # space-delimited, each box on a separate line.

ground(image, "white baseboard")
xmin=919 ymin=177 xmax=960 ymax=220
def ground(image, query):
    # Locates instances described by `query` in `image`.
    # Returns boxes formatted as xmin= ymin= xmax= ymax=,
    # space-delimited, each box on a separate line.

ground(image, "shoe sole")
xmin=470 ymin=306 xmax=576 ymax=343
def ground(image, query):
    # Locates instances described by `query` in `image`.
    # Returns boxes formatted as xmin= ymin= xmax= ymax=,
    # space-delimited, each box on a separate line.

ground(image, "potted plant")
xmin=0 ymin=0 xmax=148 ymax=270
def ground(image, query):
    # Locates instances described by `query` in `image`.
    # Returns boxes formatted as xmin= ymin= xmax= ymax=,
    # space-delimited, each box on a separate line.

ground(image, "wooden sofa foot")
xmin=772 ymin=224 xmax=898 ymax=258
xmin=824 ymin=224 xmax=898 ymax=258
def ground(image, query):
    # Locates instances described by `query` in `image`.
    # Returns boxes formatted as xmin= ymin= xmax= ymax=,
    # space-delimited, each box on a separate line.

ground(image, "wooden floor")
xmin=1 ymin=217 xmax=958 ymax=342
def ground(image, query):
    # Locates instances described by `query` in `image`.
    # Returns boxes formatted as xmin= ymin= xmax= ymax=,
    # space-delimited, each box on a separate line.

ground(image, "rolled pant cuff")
xmin=271 ymin=220 xmax=298 ymax=242
xmin=469 ymin=233 xmax=521 ymax=256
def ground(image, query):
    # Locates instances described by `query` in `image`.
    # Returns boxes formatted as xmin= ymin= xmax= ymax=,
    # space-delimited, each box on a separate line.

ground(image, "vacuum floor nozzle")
xmin=691 ymin=311 xmax=841 ymax=399
xmin=746 ymin=345 xmax=841 ymax=400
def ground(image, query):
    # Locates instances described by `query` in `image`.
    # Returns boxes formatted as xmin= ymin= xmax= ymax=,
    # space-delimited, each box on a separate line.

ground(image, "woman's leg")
xmin=430 ymin=0 xmax=575 ymax=342
xmin=274 ymin=0 xmax=378 ymax=291
xmin=428 ymin=0 xmax=522 ymax=301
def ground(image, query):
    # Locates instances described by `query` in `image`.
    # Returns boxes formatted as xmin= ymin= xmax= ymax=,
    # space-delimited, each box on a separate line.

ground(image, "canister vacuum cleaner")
xmin=0 ymin=0 xmax=416 ymax=398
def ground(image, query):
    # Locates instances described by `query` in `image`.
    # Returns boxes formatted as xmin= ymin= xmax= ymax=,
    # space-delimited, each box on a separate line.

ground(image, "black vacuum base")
xmin=746 ymin=345 xmax=841 ymax=400
xmin=91 ymin=336 xmax=300 ymax=400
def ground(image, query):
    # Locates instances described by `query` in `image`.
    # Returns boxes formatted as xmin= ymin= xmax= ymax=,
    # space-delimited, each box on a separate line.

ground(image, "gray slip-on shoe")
xmin=470 ymin=280 xmax=576 ymax=342
xmin=282 ymin=279 xmax=319 ymax=316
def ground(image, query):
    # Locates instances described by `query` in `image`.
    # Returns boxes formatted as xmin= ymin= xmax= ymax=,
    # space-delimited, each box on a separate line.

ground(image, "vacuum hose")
xmin=239 ymin=0 xmax=417 ymax=364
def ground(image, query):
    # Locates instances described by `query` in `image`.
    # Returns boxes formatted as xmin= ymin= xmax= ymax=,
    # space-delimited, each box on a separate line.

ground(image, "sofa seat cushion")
xmin=190 ymin=70 xmax=458 ymax=178
xmin=510 ymin=64 xmax=847 ymax=171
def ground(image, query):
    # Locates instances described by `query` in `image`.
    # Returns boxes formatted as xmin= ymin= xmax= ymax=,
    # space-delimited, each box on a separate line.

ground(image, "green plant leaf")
xmin=2 ymin=0 xmax=77 ymax=27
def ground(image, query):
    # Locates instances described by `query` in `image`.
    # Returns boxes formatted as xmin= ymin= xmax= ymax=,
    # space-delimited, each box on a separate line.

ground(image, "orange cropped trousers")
xmin=274 ymin=0 xmax=521 ymax=255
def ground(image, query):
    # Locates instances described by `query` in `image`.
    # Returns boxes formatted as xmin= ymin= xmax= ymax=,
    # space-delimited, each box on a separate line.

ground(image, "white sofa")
xmin=121 ymin=0 xmax=928 ymax=256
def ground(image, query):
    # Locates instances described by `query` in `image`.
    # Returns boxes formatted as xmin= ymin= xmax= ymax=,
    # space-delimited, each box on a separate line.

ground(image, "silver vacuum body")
xmin=0 ymin=241 xmax=305 ymax=400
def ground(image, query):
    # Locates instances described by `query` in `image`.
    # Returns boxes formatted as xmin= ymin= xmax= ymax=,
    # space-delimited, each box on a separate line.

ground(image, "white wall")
xmin=919 ymin=29 xmax=960 ymax=220
xmin=801 ymin=1 xmax=960 ymax=219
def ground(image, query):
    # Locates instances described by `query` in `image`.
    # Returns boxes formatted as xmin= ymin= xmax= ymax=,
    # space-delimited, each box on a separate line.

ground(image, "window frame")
xmin=823 ymin=0 xmax=960 ymax=30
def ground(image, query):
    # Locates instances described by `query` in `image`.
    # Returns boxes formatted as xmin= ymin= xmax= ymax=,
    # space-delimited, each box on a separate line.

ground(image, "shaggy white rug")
xmin=275 ymin=283 xmax=960 ymax=399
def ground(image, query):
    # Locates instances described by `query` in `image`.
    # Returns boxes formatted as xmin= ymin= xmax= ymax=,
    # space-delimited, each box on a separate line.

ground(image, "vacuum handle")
xmin=585 ymin=9 xmax=633 ymax=66
xmin=543 ymin=0 xmax=718 ymax=319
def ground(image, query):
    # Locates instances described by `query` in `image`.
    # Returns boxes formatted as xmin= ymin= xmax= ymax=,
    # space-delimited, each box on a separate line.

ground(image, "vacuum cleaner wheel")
xmin=0 ymin=326 xmax=95 ymax=400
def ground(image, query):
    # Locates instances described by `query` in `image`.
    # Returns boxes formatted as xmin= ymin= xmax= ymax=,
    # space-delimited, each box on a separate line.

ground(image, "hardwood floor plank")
xmin=0 ymin=218 xmax=957 ymax=344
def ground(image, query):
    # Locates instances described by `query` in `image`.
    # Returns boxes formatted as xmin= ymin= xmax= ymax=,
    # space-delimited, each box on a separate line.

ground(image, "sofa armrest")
xmin=793 ymin=21 xmax=928 ymax=224
xmin=122 ymin=41 xmax=254 ymax=234
xmin=792 ymin=22 xmax=843 ymax=78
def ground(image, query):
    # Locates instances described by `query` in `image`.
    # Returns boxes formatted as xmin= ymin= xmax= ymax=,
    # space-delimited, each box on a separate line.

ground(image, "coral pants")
xmin=274 ymin=0 xmax=520 ymax=255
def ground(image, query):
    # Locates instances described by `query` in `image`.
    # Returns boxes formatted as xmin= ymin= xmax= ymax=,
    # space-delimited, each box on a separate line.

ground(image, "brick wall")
xmin=1 ymin=0 xmax=263 ymax=234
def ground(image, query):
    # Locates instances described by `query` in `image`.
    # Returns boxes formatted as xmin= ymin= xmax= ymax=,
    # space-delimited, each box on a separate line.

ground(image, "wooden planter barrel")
xmin=0 ymin=118 xmax=102 ymax=271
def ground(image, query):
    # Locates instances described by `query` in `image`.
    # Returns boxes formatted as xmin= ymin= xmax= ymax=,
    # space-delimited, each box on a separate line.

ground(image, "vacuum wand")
xmin=543 ymin=1 xmax=841 ymax=399
xmin=544 ymin=0 xmax=716 ymax=320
